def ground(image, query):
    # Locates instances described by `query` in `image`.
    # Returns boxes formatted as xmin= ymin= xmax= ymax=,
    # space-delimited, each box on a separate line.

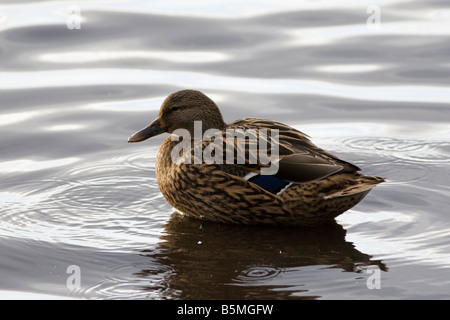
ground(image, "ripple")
xmin=234 ymin=266 xmax=281 ymax=284
xmin=38 ymin=50 xmax=229 ymax=64
xmin=1 ymin=0 xmax=449 ymax=301
xmin=316 ymin=64 xmax=382 ymax=73
xmin=83 ymin=261 xmax=174 ymax=299
xmin=114 ymin=148 xmax=158 ymax=171
xmin=0 ymin=157 xmax=79 ymax=173
xmin=343 ymin=216 xmax=450 ymax=268
xmin=339 ymin=136 xmax=450 ymax=185
xmin=343 ymin=137 xmax=450 ymax=164
xmin=4 ymin=69 xmax=450 ymax=103
xmin=0 ymin=152 xmax=167 ymax=250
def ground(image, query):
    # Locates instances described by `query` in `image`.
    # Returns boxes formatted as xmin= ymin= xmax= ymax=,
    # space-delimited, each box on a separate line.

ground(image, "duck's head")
xmin=128 ymin=89 xmax=225 ymax=143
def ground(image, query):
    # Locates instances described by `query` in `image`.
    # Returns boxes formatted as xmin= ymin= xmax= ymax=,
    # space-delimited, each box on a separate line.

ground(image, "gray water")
xmin=1 ymin=0 xmax=449 ymax=299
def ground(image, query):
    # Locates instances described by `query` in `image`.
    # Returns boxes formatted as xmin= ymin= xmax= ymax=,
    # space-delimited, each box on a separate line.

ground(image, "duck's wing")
xmin=225 ymin=118 xmax=360 ymax=183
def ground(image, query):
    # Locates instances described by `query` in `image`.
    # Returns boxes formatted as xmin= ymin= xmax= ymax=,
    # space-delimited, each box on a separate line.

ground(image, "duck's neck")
xmin=182 ymin=118 xmax=225 ymax=138
xmin=182 ymin=111 xmax=226 ymax=136
xmin=203 ymin=114 xmax=226 ymax=132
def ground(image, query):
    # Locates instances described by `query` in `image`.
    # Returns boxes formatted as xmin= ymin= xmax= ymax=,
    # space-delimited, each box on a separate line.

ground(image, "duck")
xmin=128 ymin=89 xmax=384 ymax=226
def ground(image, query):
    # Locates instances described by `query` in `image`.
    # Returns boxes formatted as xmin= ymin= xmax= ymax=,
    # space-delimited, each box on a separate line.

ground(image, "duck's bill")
xmin=128 ymin=118 xmax=165 ymax=143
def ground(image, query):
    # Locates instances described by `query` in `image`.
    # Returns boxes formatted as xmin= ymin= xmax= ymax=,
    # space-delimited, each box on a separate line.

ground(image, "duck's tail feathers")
xmin=323 ymin=174 xmax=385 ymax=200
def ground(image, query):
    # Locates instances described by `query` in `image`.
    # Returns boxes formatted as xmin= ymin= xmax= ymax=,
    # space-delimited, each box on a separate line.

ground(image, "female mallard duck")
xmin=128 ymin=89 xmax=384 ymax=226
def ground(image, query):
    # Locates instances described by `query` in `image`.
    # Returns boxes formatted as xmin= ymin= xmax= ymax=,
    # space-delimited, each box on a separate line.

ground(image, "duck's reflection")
xmin=138 ymin=213 xmax=387 ymax=299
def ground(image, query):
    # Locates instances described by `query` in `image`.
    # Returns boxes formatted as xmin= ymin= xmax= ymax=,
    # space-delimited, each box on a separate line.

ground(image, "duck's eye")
xmin=171 ymin=105 xmax=190 ymax=112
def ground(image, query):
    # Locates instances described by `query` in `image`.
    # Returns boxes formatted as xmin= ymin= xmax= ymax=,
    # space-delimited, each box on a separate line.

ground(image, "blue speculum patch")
xmin=247 ymin=174 xmax=290 ymax=194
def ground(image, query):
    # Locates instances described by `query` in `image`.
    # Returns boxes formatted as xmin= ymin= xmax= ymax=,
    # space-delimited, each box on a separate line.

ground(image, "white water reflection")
xmin=0 ymin=0 xmax=413 ymax=23
xmin=0 ymin=291 xmax=75 ymax=300
xmin=2 ymin=69 xmax=450 ymax=104
xmin=84 ymin=97 xmax=165 ymax=112
xmin=341 ymin=214 xmax=450 ymax=267
xmin=44 ymin=124 xmax=86 ymax=132
xmin=316 ymin=64 xmax=382 ymax=73
xmin=0 ymin=158 xmax=79 ymax=173
xmin=0 ymin=109 xmax=56 ymax=127
xmin=293 ymin=122 xmax=388 ymax=138
xmin=290 ymin=21 xmax=450 ymax=46
xmin=39 ymin=51 xmax=229 ymax=64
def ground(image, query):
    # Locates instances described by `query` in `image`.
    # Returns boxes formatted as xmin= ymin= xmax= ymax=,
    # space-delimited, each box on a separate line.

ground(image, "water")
xmin=1 ymin=0 xmax=450 ymax=299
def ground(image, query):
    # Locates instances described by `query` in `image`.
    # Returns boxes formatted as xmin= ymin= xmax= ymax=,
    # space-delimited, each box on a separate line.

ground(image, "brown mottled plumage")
xmin=128 ymin=89 xmax=384 ymax=226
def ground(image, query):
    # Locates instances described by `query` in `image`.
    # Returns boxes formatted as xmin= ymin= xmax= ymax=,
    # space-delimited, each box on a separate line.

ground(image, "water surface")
xmin=0 ymin=0 xmax=449 ymax=299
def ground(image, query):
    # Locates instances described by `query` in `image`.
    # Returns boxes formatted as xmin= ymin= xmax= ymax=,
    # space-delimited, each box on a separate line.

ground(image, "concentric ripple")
xmin=0 ymin=151 xmax=168 ymax=251
xmin=82 ymin=261 xmax=175 ymax=299
xmin=234 ymin=266 xmax=281 ymax=284
xmin=343 ymin=137 xmax=450 ymax=164
xmin=341 ymin=136 xmax=450 ymax=185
